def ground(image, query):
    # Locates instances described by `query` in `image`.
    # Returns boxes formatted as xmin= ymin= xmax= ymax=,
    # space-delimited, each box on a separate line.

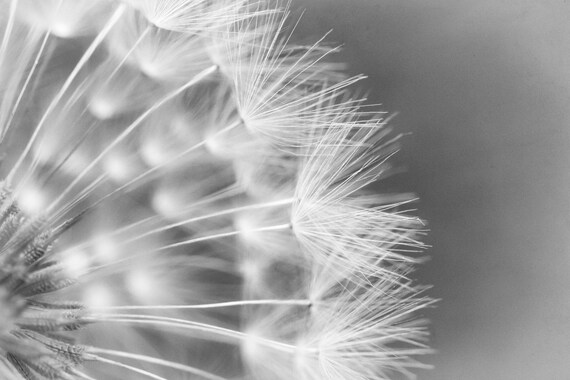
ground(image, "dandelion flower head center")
xmin=0 ymin=186 xmax=86 ymax=375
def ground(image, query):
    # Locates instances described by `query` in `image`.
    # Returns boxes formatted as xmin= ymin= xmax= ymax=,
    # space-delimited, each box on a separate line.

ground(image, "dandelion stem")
xmin=70 ymin=369 xmax=98 ymax=380
xmin=8 ymin=4 xmax=127 ymax=184
xmin=58 ymin=216 xmax=290 ymax=258
xmin=86 ymin=347 xmax=227 ymax=380
xmin=73 ymin=118 xmax=243 ymax=218
xmin=48 ymin=63 xmax=219 ymax=218
xmin=38 ymin=120 xmax=99 ymax=186
xmin=159 ymin=223 xmax=291 ymax=249
xmin=84 ymin=314 xmax=302 ymax=354
xmin=0 ymin=0 xmax=18 ymax=74
xmin=2 ymin=31 xmax=51 ymax=138
xmin=102 ymin=27 xmax=151 ymax=86
xmin=90 ymin=298 xmax=311 ymax=311
xmin=87 ymin=355 xmax=167 ymax=380
xmin=109 ymin=197 xmax=295 ymax=246
xmin=162 ymin=197 xmax=295 ymax=229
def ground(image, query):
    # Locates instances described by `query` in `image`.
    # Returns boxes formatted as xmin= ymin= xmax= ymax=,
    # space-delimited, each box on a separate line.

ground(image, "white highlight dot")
xmin=242 ymin=329 xmax=262 ymax=362
xmin=83 ymin=284 xmax=114 ymax=309
xmin=17 ymin=185 xmax=46 ymax=216
xmin=51 ymin=20 xmax=75 ymax=38
xmin=62 ymin=249 xmax=91 ymax=278
xmin=89 ymin=96 xmax=116 ymax=120
xmin=104 ymin=154 xmax=133 ymax=182
xmin=93 ymin=236 xmax=118 ymax=263
xmin=141 ymin=140 xmax=168 ymax=167
xmin=152 ymin=189 xmax=180 ymax=217
xmin=126 ymin=270 xmax=155 ymax=302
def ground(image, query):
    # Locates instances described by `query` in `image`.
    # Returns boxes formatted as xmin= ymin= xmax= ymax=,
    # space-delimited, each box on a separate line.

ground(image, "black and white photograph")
xmin=0 ymin=1 xmax=568 ymax=379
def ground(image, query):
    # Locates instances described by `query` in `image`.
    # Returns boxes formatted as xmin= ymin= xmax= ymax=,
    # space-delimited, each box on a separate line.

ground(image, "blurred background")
xmin=295 ymin=1 xmax=570 ymax=379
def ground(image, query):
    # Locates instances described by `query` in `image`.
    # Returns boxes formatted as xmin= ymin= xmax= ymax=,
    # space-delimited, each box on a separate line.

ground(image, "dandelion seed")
xmin=0 ymin=1 xmax=432 ymax=379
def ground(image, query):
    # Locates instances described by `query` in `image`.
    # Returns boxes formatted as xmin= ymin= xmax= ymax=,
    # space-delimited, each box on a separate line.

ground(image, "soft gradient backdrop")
xmin=295 ymin=1 xmax=570 ymax=379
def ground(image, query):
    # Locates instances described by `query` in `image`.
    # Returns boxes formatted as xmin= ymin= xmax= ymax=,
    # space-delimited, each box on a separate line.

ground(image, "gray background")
xmin=296 ymin=1 xmax=570 ymax=379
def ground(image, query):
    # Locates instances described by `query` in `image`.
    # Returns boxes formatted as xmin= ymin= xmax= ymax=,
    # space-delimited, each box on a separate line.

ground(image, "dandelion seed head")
xmin=0 ymin=0 xmax=432 ymax=378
